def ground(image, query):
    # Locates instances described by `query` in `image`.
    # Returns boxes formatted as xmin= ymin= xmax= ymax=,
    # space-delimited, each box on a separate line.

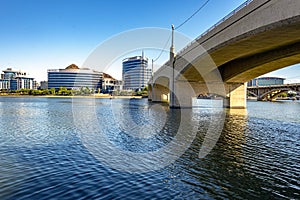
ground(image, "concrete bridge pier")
xmin=148 ymin=84 xmax=153 ymax=101
xmin=224 ymin=83 xmax=247 ymax=109
xmin=170 ymin=80 xmax=195 ymax=108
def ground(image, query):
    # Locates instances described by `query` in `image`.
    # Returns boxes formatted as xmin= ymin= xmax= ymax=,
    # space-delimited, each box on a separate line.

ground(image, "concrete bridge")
xmin=248 ymin=83 xmax=300 ymax=101
xmin=148 ymin=0 xmax=300 ymax=108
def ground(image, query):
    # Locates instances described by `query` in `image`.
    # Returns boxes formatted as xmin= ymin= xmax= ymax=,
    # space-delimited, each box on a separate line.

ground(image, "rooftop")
xmin=65 ymin=64 xmax=80 ymax=70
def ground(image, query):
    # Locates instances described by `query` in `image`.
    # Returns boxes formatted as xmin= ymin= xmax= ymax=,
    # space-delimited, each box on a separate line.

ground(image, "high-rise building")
xmin=122 ymin=53 xmax=151 ymax=90
xmin=0 ymin=68 xmax=35 ymax=90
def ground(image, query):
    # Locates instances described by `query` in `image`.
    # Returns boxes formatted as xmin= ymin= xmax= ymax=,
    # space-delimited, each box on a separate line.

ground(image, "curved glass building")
xmin=47 ymin=64 xmax=102 ymax=90
xmin=122 ymin=55 xmax=151 ymax=90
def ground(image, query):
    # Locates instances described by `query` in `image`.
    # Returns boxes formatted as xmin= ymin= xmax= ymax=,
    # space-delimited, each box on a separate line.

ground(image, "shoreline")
xmin=0 ymin=94 xmax=143 ymax=99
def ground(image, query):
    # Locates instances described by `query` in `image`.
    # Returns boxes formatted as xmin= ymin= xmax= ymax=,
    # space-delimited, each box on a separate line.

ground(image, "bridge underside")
xmin=150 ymin=0 xmax=300 ymax=109
xmin=179 ymin=17 xmax=300 ymax=83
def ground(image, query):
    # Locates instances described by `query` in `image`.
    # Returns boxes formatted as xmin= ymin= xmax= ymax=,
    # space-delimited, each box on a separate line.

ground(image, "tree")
xmin=80 ymin=87 xmax=92 ymax=95
xmin=50 ymin=88 xmax=56 ymax=95
xmin=142 ymin=86 xmax=148 ymax=91
xmin=58 ymin=87 xmax=68 ymax=95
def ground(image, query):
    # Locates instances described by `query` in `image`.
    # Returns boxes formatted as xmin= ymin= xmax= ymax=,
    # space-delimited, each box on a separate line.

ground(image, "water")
xmin=0 ymin=97 xmax=299 ymax=199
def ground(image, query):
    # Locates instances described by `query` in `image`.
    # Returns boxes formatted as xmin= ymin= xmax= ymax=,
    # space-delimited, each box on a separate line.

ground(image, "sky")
xmin=0 ymin=0 xmax=299 ymax=83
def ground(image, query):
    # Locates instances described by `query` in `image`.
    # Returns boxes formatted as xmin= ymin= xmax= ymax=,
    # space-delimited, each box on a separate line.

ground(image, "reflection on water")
xmin=0 ymin=97 xmax=299 ymax=199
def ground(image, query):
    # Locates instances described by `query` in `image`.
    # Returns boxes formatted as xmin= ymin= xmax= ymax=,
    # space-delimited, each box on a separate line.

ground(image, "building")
xmin=40 ymin=81 xmax=48 ymax=90
xmin=47 ymin=64 xmax=121 ymax=92
xmin=122 ymin=53 xmax=151 ymax=90
xmin=0 ymin=68 xmax=35 ymax=90
xmin=247 ymin=77 xmax=285 ymax=86
xmin=146 ymin=68 xmax=152 ymax=85
xmin=101 ymin=73 xmax=122 ymax=93
xmin=47 ymin=64 xmax=102 ymax=90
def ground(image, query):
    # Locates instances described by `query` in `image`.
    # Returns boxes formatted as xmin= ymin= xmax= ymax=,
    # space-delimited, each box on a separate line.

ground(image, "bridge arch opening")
xmin=150 ymin=76 xmax=170 ymax=103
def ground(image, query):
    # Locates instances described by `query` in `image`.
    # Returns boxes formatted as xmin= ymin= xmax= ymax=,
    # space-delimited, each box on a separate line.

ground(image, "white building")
xmin=0 ymin=68 xmax=35 ymax=90
xmin=101 ymin=73 xmax=122 ymax=93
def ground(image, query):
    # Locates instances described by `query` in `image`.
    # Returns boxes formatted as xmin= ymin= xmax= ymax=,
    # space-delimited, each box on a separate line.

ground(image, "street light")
xmin=170 ymin=24 xmax=176 ymax=108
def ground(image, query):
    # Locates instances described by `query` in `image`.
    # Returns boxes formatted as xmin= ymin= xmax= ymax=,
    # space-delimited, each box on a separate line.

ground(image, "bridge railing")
xmin=176 ymin=0 xmax=254 ymax=56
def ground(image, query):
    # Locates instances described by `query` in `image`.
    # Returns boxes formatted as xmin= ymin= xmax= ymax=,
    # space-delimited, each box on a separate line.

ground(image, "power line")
xmin=153 ymin=34 xmax=172 ymax=62
xmin=153 ymin=0 xmax=210 ymax=63
xmin=175 ymin=0 xmax=211 ymax=30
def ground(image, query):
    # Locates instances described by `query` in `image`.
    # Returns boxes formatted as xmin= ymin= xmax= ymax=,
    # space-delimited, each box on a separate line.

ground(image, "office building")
xmin=122 ymin=53 xmax=151 ymax=90
xmin=47 ymin=64 xmax=121 ymax=92
xmin=47 ymin=64 xmax=102 ymax=90
xmin=0 ymin=68 xmax=35 ymax=90
xmin=40 ymin=81 xmax=48 ymax=90
xmin=101 ymin=73 xmax=122 ymax=93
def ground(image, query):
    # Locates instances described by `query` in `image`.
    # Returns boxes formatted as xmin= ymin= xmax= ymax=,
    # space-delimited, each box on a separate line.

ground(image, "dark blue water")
xmin=0 ymin=97 xmax=299 ymax=199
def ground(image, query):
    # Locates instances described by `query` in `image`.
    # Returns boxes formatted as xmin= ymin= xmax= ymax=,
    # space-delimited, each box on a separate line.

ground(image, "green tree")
xmin=80 ymin=87 xmax=92 ymax=95
xmin=49 ymin=88 xmax=56 ymax=95
xmin=58 ymin=87 xmax=68 ymax=95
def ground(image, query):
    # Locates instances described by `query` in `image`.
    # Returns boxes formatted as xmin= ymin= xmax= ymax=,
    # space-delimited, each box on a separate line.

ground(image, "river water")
xmin=0 ymin=97 xmax=299 ymax=199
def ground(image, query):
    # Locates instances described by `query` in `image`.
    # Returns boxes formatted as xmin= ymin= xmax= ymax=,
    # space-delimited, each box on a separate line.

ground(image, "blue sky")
xmin=0 ymin=0 xmax=299 ymax=82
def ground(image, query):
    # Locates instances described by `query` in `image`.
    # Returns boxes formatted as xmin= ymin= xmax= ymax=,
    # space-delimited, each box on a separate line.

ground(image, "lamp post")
xmin=170 ymin=24 xmax=176 ymax=107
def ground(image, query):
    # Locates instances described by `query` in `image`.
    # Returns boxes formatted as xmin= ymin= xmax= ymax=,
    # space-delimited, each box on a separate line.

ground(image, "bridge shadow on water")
xmin=164 ymin=106 xmax=299 ymax=199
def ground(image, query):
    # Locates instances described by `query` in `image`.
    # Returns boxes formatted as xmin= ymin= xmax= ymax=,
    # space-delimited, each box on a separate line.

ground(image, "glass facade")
xmin=0 ymin=68 xmax=35 ymax=90
xmin=48 ymin=68 xmax=102 ymax=90
xmin=0 ymin=79 xmax=9 ymax=90
xmin=122 ymin=55 xmax=151 ymax=90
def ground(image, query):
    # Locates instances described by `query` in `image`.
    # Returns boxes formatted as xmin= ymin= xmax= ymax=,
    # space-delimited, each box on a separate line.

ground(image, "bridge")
xmin=247 ymin=83 xmax=300 ymax=101
xmin=148 ymin=0 xmax=300 ymax=108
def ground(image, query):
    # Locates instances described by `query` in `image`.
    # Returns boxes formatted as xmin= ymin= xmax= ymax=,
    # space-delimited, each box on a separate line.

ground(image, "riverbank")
xmin=0 ymin=94 xmax=143 ymax=99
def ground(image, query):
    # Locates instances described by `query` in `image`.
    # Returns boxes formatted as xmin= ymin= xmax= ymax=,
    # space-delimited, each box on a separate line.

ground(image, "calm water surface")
xmin=0 ymin=97 xmax=299 ymax=199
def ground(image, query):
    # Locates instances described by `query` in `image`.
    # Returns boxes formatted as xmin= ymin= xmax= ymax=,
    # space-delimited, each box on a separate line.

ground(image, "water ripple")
xmin=0 ymin=98 xmax=299 ymax=199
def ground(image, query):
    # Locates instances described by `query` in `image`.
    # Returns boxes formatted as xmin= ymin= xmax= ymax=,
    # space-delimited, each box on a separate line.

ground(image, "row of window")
xmin=48 ymin=71 xmax=102 ymax=90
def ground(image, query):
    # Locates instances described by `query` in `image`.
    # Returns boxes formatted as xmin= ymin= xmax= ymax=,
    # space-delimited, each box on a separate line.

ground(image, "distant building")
xmin=40 ymin=81 xmax=48 ymax=90
xmin=0 ymin=68 xmax=35 ymax=90
xmin=47 ymin=64 xmax=102 ymax=90
xmin=101 ymin=73 xmax=122 ymax=93
xmin=47 ymin=64 xmax=121 ymax=92
xmin=247 ymin=77 xmax=285 ymax=86
xmin=122 ymin=53 xmax=151 ymax=90
xmin=146 ymin=68 xmax=152 ymax=85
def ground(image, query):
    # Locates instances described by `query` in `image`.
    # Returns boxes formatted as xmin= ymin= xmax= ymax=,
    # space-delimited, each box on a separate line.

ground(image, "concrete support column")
xmin=170 ymin=81 xmax=195 ymax=108
xmin=169 ymin=72 xmax=176 ymax=107
xmin=148 ymin=84 xmax=153 ymax=101
xmin=224 ymin=83 xmax=247 ymax=109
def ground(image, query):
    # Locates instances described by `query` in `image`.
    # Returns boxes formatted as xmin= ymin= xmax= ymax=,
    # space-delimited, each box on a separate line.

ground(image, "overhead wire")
xmin=175 ymin=0 xmax=211 ymax=30
xmin=152 ymin=0 xmax=211 ymax=63
xmin=153 ymin=34 xmax=172 ymax=62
